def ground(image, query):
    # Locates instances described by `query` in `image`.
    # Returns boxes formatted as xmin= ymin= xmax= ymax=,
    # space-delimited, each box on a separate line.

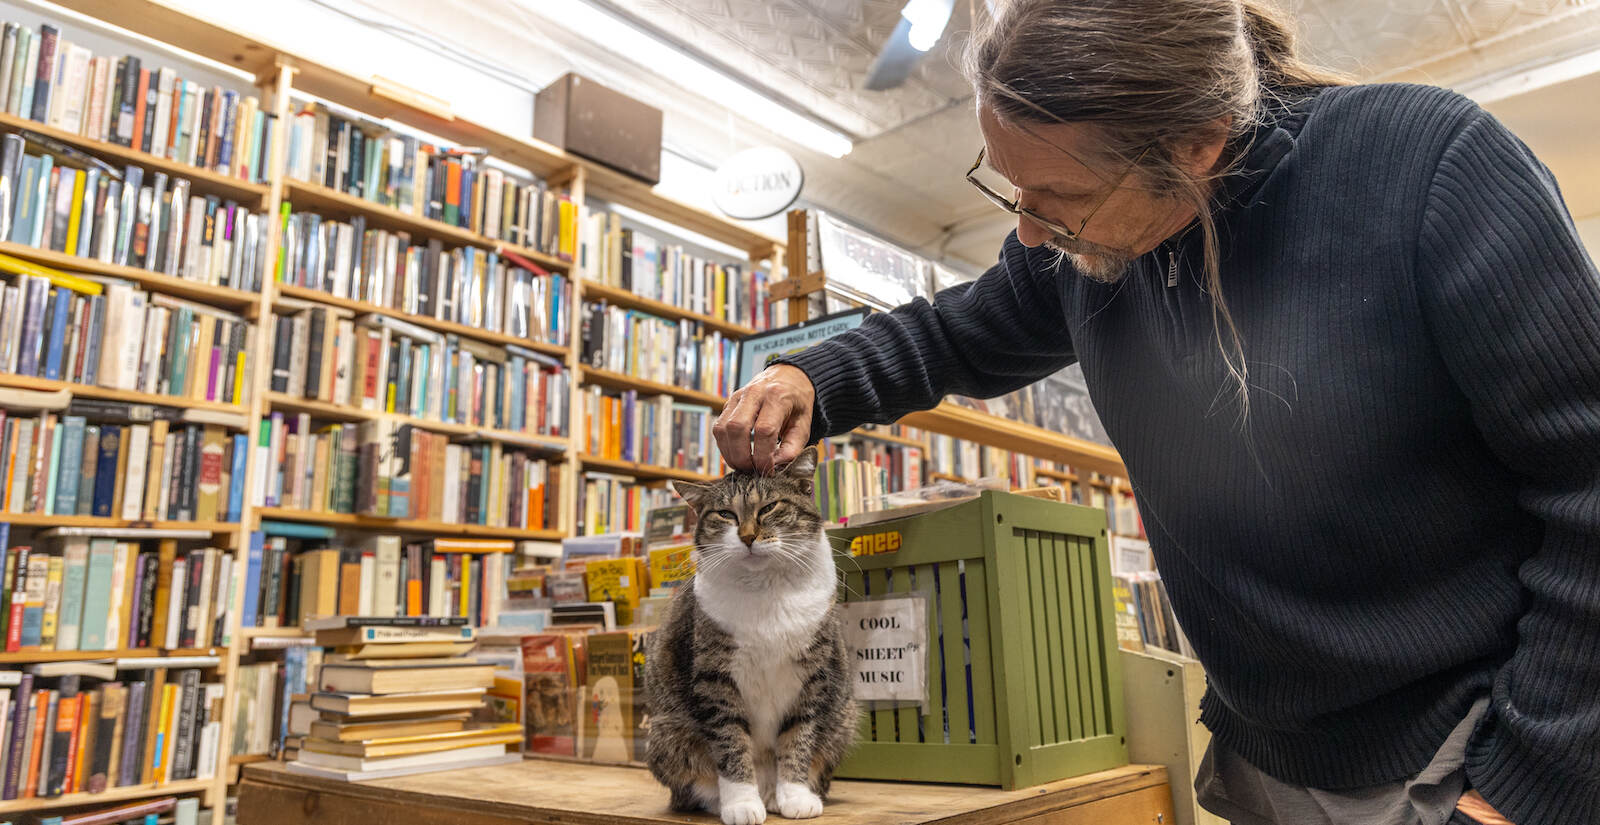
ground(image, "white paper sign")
xmin=839 ymin=596 xmax=926 ymax=704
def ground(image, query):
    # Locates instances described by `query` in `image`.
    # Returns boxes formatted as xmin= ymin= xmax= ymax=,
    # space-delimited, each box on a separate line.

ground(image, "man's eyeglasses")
xmin=965 ymin=146 xmax=1149 ymax=241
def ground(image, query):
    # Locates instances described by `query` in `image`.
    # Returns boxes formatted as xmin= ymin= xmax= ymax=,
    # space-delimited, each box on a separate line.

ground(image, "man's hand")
xmin=714 ymin=365 xmax=815 ymax=474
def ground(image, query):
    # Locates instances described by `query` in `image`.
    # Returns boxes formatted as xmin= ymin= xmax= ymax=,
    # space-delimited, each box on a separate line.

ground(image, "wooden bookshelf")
xmin=0 ymin=241 xmax=260 ymax=311
xmin=253 ymin=506 xmax=564 ymax=540
xmin=0 ymin=646 xmax=225 ymax=664
xmin=0 ymin=514 xmax=234 ymax=533
xmin=848 ymin=428 xmax=929 ymax=449
xmin=265 ymin=393 xmax=569 ymax=453
xmin=281 ymin=179 xmax=571 ymax=273
xmin=0 ymin=109 xmax=270 ymax=205
xmin=1032 ymin=467 xmax=1080 ymax=483
xmin=581 ymin=279 xmax=756 ymax=338
xmin=235 ymin=626 xmax=312 ymax=640
xmin=273 ymin=282 xmax=569 ymax=359
xmin=903 ymin=402 xmax=1127 ymax=478
xmin=0 ymin=374 xmax=253 ymax=421
xmin=0 ymin=777 xmax=213 ymax=814
xmin=579 ymin=454 xmax=718 ymax=483
xmin=579 ymin=367 xmax=728 ymax=410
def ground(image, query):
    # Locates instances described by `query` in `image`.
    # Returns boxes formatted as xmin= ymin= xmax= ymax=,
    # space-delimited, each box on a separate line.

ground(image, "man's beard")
xmin=1045 ymin=237 xmax=1133 ymax=284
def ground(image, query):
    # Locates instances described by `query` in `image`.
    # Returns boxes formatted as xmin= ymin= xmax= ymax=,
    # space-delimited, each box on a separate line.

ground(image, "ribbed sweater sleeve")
xmin=777 ymin=234 xmax=1076 ymax=444
xmin=1415 ymin=111 xmax=1600 ymax=823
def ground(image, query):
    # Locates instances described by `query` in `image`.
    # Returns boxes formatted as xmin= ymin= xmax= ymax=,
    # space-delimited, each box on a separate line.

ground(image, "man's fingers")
xmin=749 ymin=398 xmax=791 ymax=475
xmin=714 ymin=391 xmax=756 ymax=471
xmin=771 ymin=418 xmax=808 ymax=470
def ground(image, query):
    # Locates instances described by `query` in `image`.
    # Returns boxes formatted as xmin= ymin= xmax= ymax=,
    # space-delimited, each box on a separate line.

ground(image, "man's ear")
xmin=781 ymin=446 xmax=818 ymax=495
xmin=670 ymin=480 xmax=709 ymax=510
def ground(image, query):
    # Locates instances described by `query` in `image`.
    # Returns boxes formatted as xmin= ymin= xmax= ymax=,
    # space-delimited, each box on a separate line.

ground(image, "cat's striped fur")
xmin=647 ymin=447 xmax=856 ymax=825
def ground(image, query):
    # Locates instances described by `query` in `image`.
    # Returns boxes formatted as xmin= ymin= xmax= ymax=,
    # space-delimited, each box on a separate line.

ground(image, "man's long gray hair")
xmin=964 ymin=0 xmax=1349 ymax=423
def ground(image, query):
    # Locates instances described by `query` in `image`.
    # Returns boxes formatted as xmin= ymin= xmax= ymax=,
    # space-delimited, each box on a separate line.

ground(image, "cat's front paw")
xmin=720 ymin=798 xmax=767 ymax=825
xmin=775 ymin=782 xmax=823 ymax=819
xmin=718 ymin=779 xmax=767 ymax=825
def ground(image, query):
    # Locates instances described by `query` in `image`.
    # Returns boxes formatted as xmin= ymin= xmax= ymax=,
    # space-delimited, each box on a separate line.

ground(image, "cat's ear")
xmin=670 ymin=479 xmax=710 ymax=510
xmin=781 ymin=445 xmax=818 ymax=494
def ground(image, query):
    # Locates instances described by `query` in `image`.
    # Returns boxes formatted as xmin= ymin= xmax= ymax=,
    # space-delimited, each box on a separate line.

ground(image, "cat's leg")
xmin=704 ymin=712 xmax=764 ymax=825
xmin=772 ymin=715 xmax=827 ymax=819
xmin=647 ymin=713 xmax=720 ymax=815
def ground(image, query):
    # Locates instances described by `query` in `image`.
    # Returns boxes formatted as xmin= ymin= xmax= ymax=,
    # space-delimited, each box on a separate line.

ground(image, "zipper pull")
xmin=1167 ymin=251 xmax=1179 ymax=288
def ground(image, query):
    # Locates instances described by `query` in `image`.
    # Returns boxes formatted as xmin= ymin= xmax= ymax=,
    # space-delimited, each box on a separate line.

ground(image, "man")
xmin=712 ymin=2 xmax=1599 ymax=824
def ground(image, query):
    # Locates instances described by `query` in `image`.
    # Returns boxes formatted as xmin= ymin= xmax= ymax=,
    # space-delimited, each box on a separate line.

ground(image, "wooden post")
xmin=213 ymin=57 xmax=295 ymax=825
xmin=562 ymin=164 xmax=587 ymax=538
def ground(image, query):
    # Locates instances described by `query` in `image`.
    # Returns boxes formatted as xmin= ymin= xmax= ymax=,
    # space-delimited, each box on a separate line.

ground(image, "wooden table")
xmin=239 ymin=760 xmax=1174 ymax=825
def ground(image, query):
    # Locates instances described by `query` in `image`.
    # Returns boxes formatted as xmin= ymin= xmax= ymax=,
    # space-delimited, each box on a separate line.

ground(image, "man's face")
xmin=977 ymin=105 xmax=1186 ymax=283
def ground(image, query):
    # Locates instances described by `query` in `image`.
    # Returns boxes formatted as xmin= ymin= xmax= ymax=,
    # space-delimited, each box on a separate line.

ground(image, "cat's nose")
xmin=739 ymin=532 xmax=757 ymax=547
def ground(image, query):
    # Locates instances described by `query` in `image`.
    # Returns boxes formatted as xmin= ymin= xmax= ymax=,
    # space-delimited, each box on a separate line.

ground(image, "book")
xmin=329 ymin=641 xmax=476 ymax=660
xmin=283 ymin=748 xmax=516 ymax=782
xmin=313 ymin=625 xmax=475 ymax=647
xmin=317 ymin=664 xmax=495 ymax=696
xmin=308 ymin=689 xmax=487 ymax=718
xmin=298 ymin=722 xmax=519 ymax=758
xmin=520 ymin=634 xmax=577 ymax=756
xmin=305 ymin=715 xmax=466 ymax=743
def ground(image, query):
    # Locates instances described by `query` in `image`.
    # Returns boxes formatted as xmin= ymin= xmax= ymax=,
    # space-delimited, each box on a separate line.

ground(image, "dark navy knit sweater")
xmin=780 ymin=84 xmax=1600 ymax=824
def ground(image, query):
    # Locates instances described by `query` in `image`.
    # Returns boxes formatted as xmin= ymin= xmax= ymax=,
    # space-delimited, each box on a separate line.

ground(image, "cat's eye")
xmin=714 ymin=509 xmax=739 ymax=521
xmin=758 ymin=502 xmax=780 ymax=517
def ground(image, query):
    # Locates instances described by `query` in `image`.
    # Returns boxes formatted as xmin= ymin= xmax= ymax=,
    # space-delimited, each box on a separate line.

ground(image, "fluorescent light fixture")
xmin=902 ymin=0 xmax=955 ymax=52
xmin=1460 ymin=47 xmax=1600 ymax=105
xmin=541 ymin=0 xmax=853 ymax=159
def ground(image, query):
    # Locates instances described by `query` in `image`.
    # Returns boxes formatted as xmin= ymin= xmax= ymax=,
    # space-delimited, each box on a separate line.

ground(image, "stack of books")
xmin=286 ymin=617 xmax=519 ymax=781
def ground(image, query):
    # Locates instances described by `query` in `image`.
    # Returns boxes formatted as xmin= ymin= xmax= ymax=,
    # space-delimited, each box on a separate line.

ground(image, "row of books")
xmin=0 ymin=277 xmax=257 ymax=406
xmin=241 ymin=537 xmax=513 ymax=630
xmin=0 ymin=138 xmax=269 ymax=291
xmin=276 ymin=211 xmax=571 ymax=347
xmin=1111 ymin=572 xmax=1193 ymax=658
xmin=579 ymin=302 xmax=739 ymax=398
xmin=575 ymin=472 xmax=674 ymax=536
xmin=0 ymin=413 xmax=246 ymax=524
xmin=270 ymin=304 xmax=570 ymax=438
xmin=585 ymin=211 xmax=781 ymax=332
xmin=581 ymin=388 xmax=718 ymax=475
xmin=927 ymin=434 xmax=1023 ymax=485
xmin=819 ymin=437 xmax=924 ymax=496
xmin=815 ymin=456 xmax=892 ymax=524
xmin=286 ymin=101 xmax=578 ymax=260
xmin=0 ymin=665 xmax=222 ymax=801
xmin=0 ymin=535 xmax=234 ymax=653
xmin=231 ymin=644 xmax=321 ymax=761
xmin=0 ymin=21 xmax=274 ymax=183
xmin=258 ymin=417 xmax=559 ymax=529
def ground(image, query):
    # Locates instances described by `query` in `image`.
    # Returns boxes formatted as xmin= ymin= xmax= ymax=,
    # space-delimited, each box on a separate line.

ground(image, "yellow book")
xmin=648 ymin=545 xmax=694 ymax=590
xmin=0 ymin=251 xmax=101 ymax=295
xmin=301 ymin=724 xmax=521 ymax=758
xmin=233 ymin=347 xmax=247 ymax=407
xmin=558 ymin=199 xmax=576 ymax=259
xmin=64 ymin=171 xmax=86 ymax=255
xmin=585 ymin=557 xmax=644 ymax=625
xmin=714 ymin=269 xmax=726 ymax=319
xmin=38 ymin=556 xmax=63 ymax=651
xmin=153 ymin=683 xmax=177 ymax=784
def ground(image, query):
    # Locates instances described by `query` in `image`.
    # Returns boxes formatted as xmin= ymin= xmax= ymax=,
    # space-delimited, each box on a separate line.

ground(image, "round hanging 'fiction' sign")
xmin=712 ymin=146 xmax=804 ymax=221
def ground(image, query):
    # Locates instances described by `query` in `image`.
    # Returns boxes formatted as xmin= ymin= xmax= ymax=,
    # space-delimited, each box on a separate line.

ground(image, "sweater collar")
xmin=1216 ymin=88 xmax=1323 ymax=210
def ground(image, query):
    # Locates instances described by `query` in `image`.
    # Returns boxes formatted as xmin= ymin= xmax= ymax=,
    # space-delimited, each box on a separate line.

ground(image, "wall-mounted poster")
xmin=737 ymin=308 xmax=869 ymax=388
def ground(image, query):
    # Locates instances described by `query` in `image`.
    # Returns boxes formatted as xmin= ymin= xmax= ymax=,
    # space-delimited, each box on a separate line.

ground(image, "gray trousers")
xmin=1195 ymin=696 xmax=1491 ymax=825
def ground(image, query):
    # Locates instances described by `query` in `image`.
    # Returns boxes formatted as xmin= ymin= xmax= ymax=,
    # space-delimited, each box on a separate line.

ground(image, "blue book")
xmin=167 ymin=309 xmax=191 ymax=397
xmin=29 ymin=153 xmax=50 ymax=249
xmin=77 ymin=538 xmax=115 ymax=651
xmin=79 ymin=295 xmax=104 ymax=386
xmin=226 ymin=434 xmax=247 ymax=522
xmin=90 ymin=424 xmax=120 ymax=517
xmin=18 ymin=555 xmax=46 ymax=647
xmin=240 ymin=531 xmax=262 ymax=629
xmin=41 ymin=287 xmax=69 ymax=380
xmin=259 ymin=520 xmax=336 ymax=539
xmin=10 ymin=154 xmax=36 ymax=243
xmin=508 ymin=355 xmax=526 ymax=432
xmin=53 ymin=537 xmax=88 ymax=651
xmin=50 ymin=416 xmax=85 ymax=515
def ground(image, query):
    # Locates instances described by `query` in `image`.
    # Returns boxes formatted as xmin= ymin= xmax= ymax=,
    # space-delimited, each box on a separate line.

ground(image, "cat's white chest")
xmin=731 ymin=643 xmax=807 ymax=749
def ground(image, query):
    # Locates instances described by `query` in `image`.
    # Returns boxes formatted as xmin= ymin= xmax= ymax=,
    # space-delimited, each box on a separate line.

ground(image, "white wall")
xmin=1577 ymin=215 xmax=1600 ymax=258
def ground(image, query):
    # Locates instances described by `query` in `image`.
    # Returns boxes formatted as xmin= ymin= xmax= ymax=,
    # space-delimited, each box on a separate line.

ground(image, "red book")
xmin=23 ymin=690 xmax=48 ymax=798
xmin=130 ymin=69 xmax=149 ymax=153
xmin=165 ymin=76 xmax=182 ymax=160
xmin=6 ymin=545 xmax=30 ymax=652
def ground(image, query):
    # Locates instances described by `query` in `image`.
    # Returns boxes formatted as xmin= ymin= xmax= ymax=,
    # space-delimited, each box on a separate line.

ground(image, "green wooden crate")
xmin=828 ymin=490 xmax=1127 ymax=789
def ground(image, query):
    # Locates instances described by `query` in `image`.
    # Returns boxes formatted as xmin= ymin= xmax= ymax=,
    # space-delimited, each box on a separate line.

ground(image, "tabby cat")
xmin=646 ymin=447 xmax=856 ymax=825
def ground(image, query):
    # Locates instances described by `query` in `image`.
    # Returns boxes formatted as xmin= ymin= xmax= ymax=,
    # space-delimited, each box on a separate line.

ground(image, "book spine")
xmin=2 ymin=673 xmax=31 ymax=798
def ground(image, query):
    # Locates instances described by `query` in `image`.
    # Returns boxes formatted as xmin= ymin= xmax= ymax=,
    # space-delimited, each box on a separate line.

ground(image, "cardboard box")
xmin=534 ymin=73 xmax=663 ymax=184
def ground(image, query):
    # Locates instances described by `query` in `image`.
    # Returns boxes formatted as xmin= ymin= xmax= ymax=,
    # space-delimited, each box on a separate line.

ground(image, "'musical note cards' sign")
xmin=839 ymin=596 xmax=927 ymax=706
xmin=736 ymin=308 xmax=868 ymax=388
